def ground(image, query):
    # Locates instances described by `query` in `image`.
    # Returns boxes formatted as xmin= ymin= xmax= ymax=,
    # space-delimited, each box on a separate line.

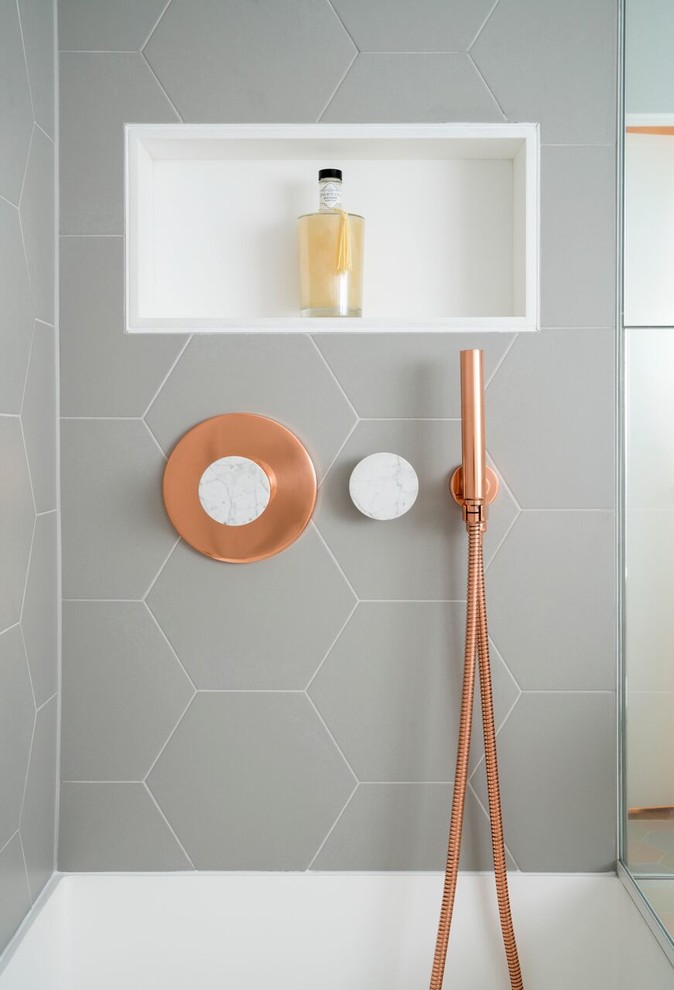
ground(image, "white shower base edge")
xmin=0 ymin=872 xmax=671 ymax=989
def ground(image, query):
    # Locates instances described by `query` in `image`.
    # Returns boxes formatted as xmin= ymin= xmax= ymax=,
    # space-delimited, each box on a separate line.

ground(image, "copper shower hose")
xmin=429 ymin=522 xmax=523 ymax=990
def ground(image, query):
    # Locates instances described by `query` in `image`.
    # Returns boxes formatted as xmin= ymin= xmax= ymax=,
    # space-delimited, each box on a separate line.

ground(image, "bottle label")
xmin=319 ymin=182 xmax=342 ymax=210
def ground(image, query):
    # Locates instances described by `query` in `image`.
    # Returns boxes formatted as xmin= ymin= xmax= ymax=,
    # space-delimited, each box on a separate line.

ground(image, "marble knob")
xmin=349 ymin=452 xmax=419 ymax=521
xmin=198 ymin=455 xmax=271 ymax=526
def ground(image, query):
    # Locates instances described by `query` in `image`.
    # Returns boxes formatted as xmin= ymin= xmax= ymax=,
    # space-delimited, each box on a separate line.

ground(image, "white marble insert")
xmin=198 ymin=456 xmax=271 ymax=526
xmin=349 ymin=452 xmax=419 ymax=521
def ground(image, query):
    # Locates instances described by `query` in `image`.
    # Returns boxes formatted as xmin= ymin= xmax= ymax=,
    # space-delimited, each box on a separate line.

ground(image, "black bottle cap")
xmin=318 ymin=168 xmax=342 ymax=180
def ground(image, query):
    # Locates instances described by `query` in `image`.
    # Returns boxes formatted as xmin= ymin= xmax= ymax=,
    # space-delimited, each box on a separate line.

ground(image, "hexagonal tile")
xmin=147 ymin=693 xmax=355 ymax=869
xmin=314 ymin=333 xmax=515 ymax=418
xmin=22 ymin=511 xmax=58 ymax=707
xmin=59 ymin=0 xmax=170 ymax=52
xmin=62 ymin=601 xmax=194 ymax=780
xmin=0 ymin=0 xmax=33 ymax=203
xmin=60 ymin=53 xmax=179 ymax=234
xmin=144 ymin=0 xmax=355 ymax=122
xmin=309 ymin=602 xmax=519 ymax=781
xmin=21 ymin=695 xmax=57 ymax=900
xmin=17 ymin=0 xmax=55 ymax=138
xmin=487 ymin=512 xmax=615 ymax=692
xmin=330 ymin=0 xmax=494 ymax=52
xmin=19 ymin=127 xmax=55 ymax=325
xmin=145 ymin=335 xmax=356 ymax=480
xmin=60 ymin=419 xmax=177 ymax=599
xmin=322 ymin=54 xmax=502 ymax=122
xmin=0 ymin=835 xmax=32 ymax=953
xmin=0 ymin=625 xmax=35 ymax=849
xmin=471 ymin=0 xmax=617 ymax=144
xmin=60 ymin=237 xmax=188 ymax=417
xmin=0 ymin=418 xmax=34 ymax=631
xmin=312 ymin=783 xmax=499 ymax=871
xmin=21 ymin=321 xmax=57 ymax=513
xmin=487 ymin=331 xmax=615 ymax=509
xmin=58 ymin=782 xmax=192 ymax=871
xmin=0 ymin=199 xmax=33 ymax=414
xmin=315 ymin=419 xmax=518 ymax=601
xmin=472 ymin=693 xmax=616 ymax=872
xmin=148 ymin=527 xmax=356 ymax=690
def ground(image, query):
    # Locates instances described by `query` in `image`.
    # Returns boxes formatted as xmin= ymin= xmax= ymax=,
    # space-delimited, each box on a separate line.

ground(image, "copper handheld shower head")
xmin=450 ymin=349 xmax=499 ymax=531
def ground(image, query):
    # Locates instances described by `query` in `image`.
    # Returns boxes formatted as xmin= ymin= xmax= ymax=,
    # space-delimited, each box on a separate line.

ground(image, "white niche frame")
xmin=125 ymin=122 xmax=539 ymax=333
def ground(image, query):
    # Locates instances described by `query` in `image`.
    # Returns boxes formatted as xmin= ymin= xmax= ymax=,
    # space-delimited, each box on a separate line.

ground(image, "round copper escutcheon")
xmin=163 ymin=413 xmax=317 ymax=563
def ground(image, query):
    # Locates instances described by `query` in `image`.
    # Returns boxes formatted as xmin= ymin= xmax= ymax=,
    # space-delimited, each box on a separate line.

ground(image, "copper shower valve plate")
xmin=163 ymin=413 xmax=317 ymax=563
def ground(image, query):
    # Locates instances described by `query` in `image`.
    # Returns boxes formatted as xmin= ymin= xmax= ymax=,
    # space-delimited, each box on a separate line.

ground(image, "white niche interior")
xmin=125 ymin=122 xmax=539 ymax=333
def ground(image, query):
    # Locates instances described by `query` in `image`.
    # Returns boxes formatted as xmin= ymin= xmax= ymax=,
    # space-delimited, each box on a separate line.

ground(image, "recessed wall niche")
xmin=125 ymin=123 xmax=539 ymax=334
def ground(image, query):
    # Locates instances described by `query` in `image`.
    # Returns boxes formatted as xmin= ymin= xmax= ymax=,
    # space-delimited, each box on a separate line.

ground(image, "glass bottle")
xmin=297 ymin=168 xmax=364 ymax=318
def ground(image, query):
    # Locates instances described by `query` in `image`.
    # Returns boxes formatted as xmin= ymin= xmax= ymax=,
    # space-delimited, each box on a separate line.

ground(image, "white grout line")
xmin=140 ymin=50 xmax=183 ymax=122
xmin=142 ymin=537 xmax=180 ymax=601
xmin=17 ymin=833 xmax=33 ymax=901
xmin=19 ymin=321 xmax=36 ymax=419
xmin=18 ymin=702 xmax=38 ymax=837
xmin=304 ymin=692 xmax=359 ymax=784
xmin=140 ymin=0 xmax=175 ymax=52
xmin=33 ymin=121 xmax=54 ymax=146
xmin=485 ymin=331 xmax=518 ymax=388
xmin=466 ymin=51 xmax=506 ymax=120
xmin=142 ymin=690 xmax=196 ymax=783
xmin=143 ymin=781 xmax=196 ymax=870
xmin=19 ymin=514 xmax=38 ymax=628
xmin=0 ymin=191 xmax=19 ymax=210
xmin=141 ymin=416 xmax=169 ymax=461
xmin=467 ymin=779 xmax=521 ymax=872
xmin=142 ymin=333 xmax=192 ymax=419
xmin=317 ymin=49 xmax=359 ymax=122
xmin=142 ymin=599 xmax=198 ymax=694
xmin=304 ymin=599 xmax=358 ymax=693
xmin=0 ymin=830 xmax=20 ymax=860
xmin=467 ymin=0 xmax=501 ymax=51
xmin=15 ymin=0 xmax=35 ymax=120
xmin=309 ymin=336 xmax=359 ymax=420
xmin=36 ymin=691 xmax=58 ymax=713
xmin=306 ymin=781 xmax=359 ymax=869
xmin=308 ymin=521 xmax=359 ymax=602
xmin=323 ymin=0 xmax=360 ymax=52
xmin=317 ymin=418 xmax=358 ymax=487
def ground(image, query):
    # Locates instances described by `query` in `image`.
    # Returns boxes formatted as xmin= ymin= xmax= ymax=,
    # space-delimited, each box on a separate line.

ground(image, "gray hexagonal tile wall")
xmin=19 ymin=127 xmax=55 ymax=325
xmin=471 ymin=0 xmax=617 ymax=144
xmin=62 ymin=602 xmax=194 ymax=781
xmin=55 ymin=0 xmax=620 ymax=878
xmin=312 ymin=783 xmax=497 ymax=871
xmin=315 ymin=419 xmax=518 ymax=601
xmin=472 ymin=693 xmax=616 ymax=872
xmin=330 ymin=0 xmax=495 ymax=52
xmin=145 ymin=335 xmax=356 ymax=480
xmin=58 ymin=0 xmax=169 ymax=51
xmin=0 ymin=0 xmax=33 ymax=204
xmin=322 ymin=54 xmax=502 ymax=122
xmin=309 ymin=602 xmax=519 ymax=782
xmin=314 ymin=333 xmax=515 ymax=419
xmin=59 ymin=53 xmax=179 ymax=233
xmin=144 ymin=0 xmax=356 ymax=123
xmin=0 ymin=200 xmax=34 ymax=414
xmin=17 ymin=0 xmax=55 ymax=137
xmin=488 ymin=330 xmax=615 ymax=509
xmin=59 ymin=236 xmax=188 ymax=417
xmin=0 ymin=418 xmax=34 ymax=632
xmin=488 ymin=512 xmax=616 ymax=693
xmin=147 ymin=693 xmax=355 ymax=869
xmin=147 ymin=528 xmax=356 ymax=690
xmin=0 ymin=626 xmax=35 ymax=849
xmin=58 ymin=782 xmax=192 ymax=871
xmin=60 ymin=419 xmax=177 ymax=599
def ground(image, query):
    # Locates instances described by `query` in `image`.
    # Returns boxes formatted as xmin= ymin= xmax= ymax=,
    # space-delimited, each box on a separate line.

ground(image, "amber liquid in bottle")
xmin=297 ymin=169 xmax=364 ymax=318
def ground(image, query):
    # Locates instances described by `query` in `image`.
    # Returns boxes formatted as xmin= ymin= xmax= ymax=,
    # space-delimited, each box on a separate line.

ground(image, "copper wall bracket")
xmin=163 ymin=413 xmax=316 ymax=563
xmin=449 ymin=465 xmax=499 ymax=530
